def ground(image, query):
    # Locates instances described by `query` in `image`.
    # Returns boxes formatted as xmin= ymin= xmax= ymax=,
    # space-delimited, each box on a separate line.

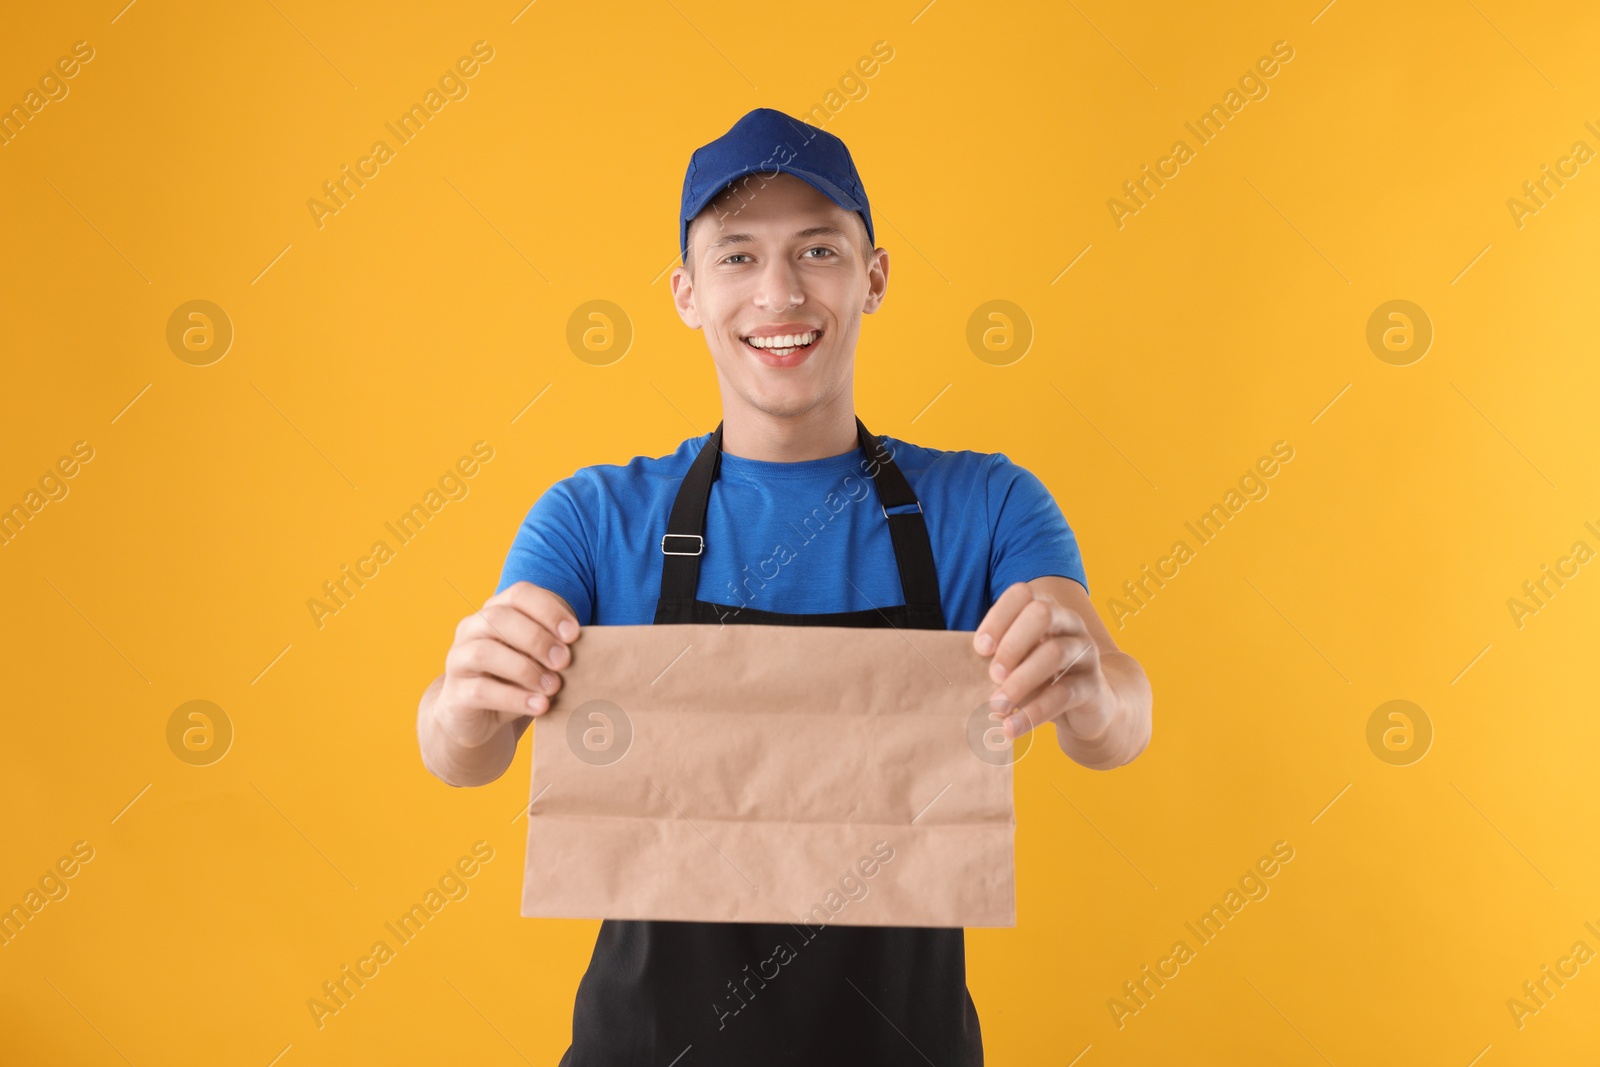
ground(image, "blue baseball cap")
xmin=679 ymin=107 xmax=875 ymax=266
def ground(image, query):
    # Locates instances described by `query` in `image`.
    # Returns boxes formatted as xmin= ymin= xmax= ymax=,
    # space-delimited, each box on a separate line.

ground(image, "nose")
xmin=753 ymin=256 xmax=804 ymax=312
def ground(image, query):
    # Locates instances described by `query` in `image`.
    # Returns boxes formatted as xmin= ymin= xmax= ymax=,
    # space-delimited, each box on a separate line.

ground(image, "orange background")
xmin=3 ymin=1 xmax=1598 ymax=1064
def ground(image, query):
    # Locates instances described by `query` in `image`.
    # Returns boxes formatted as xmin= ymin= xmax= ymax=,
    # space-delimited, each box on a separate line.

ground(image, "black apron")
xmin=558 ymin=417 xmax=983 ymax=1066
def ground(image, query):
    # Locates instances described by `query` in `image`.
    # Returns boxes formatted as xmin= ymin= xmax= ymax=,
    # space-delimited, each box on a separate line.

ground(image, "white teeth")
xmin=746 ymin=331 xmax=818 ymax=349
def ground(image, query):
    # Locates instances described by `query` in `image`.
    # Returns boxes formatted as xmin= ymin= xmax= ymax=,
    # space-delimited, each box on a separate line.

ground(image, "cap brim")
xmin=681 ymin=163 xmax=866 ymax=264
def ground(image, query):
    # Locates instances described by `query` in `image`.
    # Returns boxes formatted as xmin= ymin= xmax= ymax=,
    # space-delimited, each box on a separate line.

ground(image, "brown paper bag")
xmin=520 ymin=623 xmax=1017 ymax=928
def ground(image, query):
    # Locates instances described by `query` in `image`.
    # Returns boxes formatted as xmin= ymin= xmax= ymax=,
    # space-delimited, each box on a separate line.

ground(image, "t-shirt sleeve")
xmin=986 ymin=453 xmax=1088 ymax=598
xmin=494 ymin=476 xmax=596 ymax=624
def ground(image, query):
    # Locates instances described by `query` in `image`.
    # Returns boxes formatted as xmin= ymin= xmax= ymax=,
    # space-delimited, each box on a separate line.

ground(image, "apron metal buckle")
xmin=660 ymin=533 xmax=704 ymax=556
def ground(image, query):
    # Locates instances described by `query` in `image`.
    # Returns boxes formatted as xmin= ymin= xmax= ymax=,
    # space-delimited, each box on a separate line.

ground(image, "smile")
xmin=742 ymin=329 xmax=821 ymax=358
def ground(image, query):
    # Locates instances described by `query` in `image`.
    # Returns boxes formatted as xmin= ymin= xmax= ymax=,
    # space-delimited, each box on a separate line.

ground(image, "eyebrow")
xmin=706 ymin=225 xmax=850 ymax=252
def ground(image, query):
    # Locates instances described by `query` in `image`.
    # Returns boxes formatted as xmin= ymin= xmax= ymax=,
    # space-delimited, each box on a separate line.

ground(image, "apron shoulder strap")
xmin=656 ymin=418 xmax=947 ymax=628
xmin=658 ymin=423 xmax=724 ymax=603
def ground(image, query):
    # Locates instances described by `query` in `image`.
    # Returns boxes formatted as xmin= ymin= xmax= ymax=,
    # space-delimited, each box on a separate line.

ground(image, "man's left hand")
xmin=972 ymin=581 xmax=1117 ymax=743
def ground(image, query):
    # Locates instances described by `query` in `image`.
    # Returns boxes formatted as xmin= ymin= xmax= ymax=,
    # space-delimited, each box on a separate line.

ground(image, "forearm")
xmin=1057 ymin=651 xmax=1152 ymax=770
xmin=417 ymin=673 xmax=526 ymax=787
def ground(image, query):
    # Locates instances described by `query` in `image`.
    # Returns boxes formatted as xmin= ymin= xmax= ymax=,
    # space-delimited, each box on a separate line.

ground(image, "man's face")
xmin=670 ymin=172 xmax=887 ymax=421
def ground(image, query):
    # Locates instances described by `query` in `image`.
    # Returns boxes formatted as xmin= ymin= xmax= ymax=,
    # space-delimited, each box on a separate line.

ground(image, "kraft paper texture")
xmin=520 ymin=623 xmax=1016 ymax=928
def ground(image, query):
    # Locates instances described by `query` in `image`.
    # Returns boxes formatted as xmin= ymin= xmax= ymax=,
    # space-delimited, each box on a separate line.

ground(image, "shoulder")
xmin=876 ymin=434 xmax=1017 ymax=484
xmin=879 ymin=434 xmax=1063 ymax=527
xmin=550 ymin=433 xmax=709 ymax=499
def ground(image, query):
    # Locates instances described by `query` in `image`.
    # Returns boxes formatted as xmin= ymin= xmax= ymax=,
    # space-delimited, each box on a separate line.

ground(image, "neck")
xmin=718 ymin=395 xmax=859 ymax=463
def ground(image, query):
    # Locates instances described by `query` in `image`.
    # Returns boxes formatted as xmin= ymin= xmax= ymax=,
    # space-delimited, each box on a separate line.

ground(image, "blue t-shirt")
xmin=495 ymin=430 xmax=1088 ymax=631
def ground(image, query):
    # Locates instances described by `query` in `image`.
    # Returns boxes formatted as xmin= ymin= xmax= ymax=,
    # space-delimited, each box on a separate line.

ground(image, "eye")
xmin=722 ymin=253 xmax=751 ymax=265
xmin=803 ymin=247 xmax=837 ymax=259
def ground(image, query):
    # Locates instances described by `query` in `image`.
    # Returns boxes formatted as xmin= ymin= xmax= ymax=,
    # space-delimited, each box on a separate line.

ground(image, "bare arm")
xmin=416 ymin=582 xmax=581 ymax=788
xmin=974 ymin=576 xmax=1153 ymax=771
xmin=417 ymin=672 xmax=533 ymax=787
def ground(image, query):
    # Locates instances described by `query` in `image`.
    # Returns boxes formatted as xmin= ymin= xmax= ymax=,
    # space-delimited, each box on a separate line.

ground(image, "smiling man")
xmin=417 ymin=106 xmax=1152 ymax=1065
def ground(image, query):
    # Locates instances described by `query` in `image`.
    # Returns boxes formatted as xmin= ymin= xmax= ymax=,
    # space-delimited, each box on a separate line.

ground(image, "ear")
xmin=669 ymin=265 xmax=702 ymax=329
xmin=861 ymin=248 xmax=889 ymax=314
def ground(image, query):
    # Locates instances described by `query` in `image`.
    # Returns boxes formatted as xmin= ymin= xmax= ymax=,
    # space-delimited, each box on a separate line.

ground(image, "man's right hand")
xmin=433 ymin=581 xmax=582 ymax=750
